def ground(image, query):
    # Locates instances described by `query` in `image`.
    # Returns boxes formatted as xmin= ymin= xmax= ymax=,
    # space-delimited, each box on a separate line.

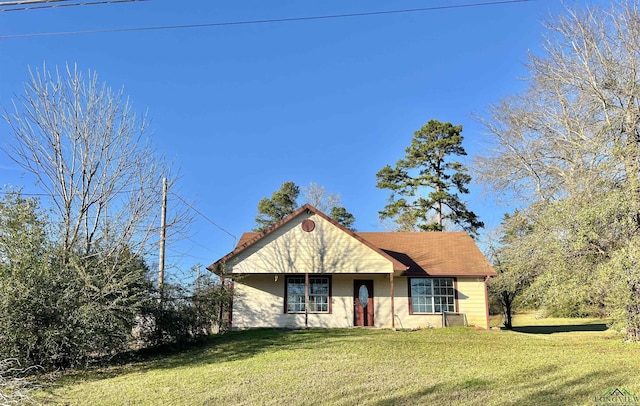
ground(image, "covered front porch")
xmin=229 ymin=273 xmax=401 ymax=329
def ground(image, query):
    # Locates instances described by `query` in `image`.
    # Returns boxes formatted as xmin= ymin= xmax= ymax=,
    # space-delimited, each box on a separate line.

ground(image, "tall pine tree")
xmin=376 ymin=119 xmax=483 ymax=236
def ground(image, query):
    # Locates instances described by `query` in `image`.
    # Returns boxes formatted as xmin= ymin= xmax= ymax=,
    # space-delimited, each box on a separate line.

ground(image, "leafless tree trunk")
xmin=3 ymin=64 xmax=187 ymax=262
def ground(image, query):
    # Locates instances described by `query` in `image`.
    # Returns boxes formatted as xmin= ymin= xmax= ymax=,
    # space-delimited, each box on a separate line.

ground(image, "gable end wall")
xmin=228 ymin=214 xmax=394 ymax=274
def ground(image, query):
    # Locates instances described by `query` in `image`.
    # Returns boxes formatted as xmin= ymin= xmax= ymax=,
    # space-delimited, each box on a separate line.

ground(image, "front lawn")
xmin=36 ymin=315 xmax=640 ymax=405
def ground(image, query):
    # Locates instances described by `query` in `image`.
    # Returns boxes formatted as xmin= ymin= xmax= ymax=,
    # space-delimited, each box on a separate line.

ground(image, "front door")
xmin=354 ymin=279 xmax=374 ymax=326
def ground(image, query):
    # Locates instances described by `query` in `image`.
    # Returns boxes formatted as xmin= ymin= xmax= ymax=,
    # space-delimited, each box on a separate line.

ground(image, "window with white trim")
xmin=409 ymin=278 xmax=455 ymax=313
xmin=285 ymin=276 xmax=330 ymax=313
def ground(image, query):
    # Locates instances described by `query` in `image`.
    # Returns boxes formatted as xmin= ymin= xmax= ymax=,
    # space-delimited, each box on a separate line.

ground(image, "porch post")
xmin=305 ymin=271 xmax=309 ymax=328
xmin=390 ymin=272 xmax=395 ymax=329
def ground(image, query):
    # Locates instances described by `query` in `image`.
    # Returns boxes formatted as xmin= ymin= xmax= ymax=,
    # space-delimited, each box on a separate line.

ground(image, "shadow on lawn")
xmin=509 ymin=324 xmax=609 ymax=334
xmin=375 ymin=366 xmax=627 ymax=405
xmin=148 ymin=328 xmax=358 ymax=367
xmin=511 ymin=367 xmax=629 ymax=405
xmin=62 ymin=328 xmax=365 ymax=383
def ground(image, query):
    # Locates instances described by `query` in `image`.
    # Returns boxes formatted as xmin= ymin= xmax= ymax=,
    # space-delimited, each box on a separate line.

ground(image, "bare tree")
xmin=476 ymin=2 xmax=640 ymax=203
xmin=301 ymin=182 xmax=341 ymax=212
xmin=3 ymin=64 xmax=185 ymax=261
xmin=301 ymin=182 xmax=356 ymax=230
xmin=475 ymin=2 xmax=640 ymax=339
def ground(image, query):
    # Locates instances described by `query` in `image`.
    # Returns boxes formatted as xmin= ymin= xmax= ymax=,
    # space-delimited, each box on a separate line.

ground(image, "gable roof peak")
xmin=207 ymin=203 xmax=409 ymax=273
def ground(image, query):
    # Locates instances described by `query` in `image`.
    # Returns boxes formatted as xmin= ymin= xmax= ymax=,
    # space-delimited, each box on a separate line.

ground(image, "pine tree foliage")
xmin=254 ymin=181 xmax=300 ymax=232
xmin=255 ymin=181 xmax=357 ymax=231
xmin=376 ymin=119 xmax=483 ymax=235
xmin=329 ymin=206 xmax=356 ymax=231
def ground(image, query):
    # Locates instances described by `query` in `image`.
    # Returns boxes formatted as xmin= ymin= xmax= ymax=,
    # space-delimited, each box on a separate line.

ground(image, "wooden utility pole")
xmin=196 ymin=264 xmax=201 ymax=291
xmin=158 ymin=177 xmax=168 ymax=301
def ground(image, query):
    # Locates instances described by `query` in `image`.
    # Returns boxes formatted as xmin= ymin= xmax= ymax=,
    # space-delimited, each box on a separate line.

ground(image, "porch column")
xmin=305 ymin=272 xmax=309 ymax=328
xmin=390 ymin=272 xmax=395 ymax=329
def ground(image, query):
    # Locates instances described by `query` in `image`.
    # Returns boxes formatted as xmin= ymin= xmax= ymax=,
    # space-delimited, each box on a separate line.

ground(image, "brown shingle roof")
xmin=237 ymin=232 xmax=258 ymax=247
xmin=216 ymin=228 xmax=495 ymax=277
xmin=357 ymin=232 xmax=496 ymax=277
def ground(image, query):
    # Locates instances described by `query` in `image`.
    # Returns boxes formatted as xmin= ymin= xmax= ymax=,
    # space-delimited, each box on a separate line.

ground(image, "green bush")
xmin=0 ymin=192 xmax=153 ymax=368
xmin=142 ymin=276 xmax=233 ymax=347
xmin=1 ymin=191 xmax=233 ymax=369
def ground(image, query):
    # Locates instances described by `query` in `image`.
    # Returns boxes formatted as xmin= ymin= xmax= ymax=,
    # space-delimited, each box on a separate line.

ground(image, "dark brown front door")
xmin=354 ymin=279 xmax=374 ymax=326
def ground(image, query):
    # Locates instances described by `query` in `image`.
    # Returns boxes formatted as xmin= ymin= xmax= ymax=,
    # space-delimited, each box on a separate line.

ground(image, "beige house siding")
xmin=456 ymin=277 xmax=490 ymax=328
xmin=385 ymin=276 xmax=490 ymax=329
xmin=226 ymin=213 xmax=394 ymax=275
xmin=212 ymin=204 xmax=495 ymax=331
xmin=231 ymin=274 xmax=489 ymax=330
xmin=232 ymin=274 xmax=397 ymax=329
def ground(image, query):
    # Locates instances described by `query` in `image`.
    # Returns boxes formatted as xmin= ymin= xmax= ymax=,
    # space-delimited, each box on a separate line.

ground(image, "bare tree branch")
xmin=2 ymin=64 xmax=190 ymax=262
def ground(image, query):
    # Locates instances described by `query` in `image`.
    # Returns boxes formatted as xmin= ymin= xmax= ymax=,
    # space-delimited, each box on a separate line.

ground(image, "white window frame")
xmin=285 ymin=275 xmax=331 ymax=314
xmin=409 ymin=277 xmax=456 ymax=314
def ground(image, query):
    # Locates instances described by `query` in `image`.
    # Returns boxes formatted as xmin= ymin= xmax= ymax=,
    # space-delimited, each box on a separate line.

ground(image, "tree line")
xmin=254 ymin=119 xmax=481 ymax=236
xmin=481 ymin=1 xmax=640 ymax=341
xmin=254 ymin=181 xmax=357 ymax=232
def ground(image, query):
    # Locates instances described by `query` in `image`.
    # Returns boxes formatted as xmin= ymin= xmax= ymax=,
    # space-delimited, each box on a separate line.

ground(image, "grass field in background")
xmin=36 ymin=314 xmax=640 ymax=405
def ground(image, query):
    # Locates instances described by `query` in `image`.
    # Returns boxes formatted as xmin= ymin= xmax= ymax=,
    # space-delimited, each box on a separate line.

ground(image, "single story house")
xmin=208 ymin=204 xmax=496 ymax=330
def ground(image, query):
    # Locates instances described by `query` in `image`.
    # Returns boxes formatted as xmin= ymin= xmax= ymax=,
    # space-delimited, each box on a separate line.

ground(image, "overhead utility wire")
xmin=170 ymin=192 xmax=237 ymax=247
xmin=0 ymin=0 xmax=68 ymax=6
xmin=183 ymin=236 xmax=226 ymax=256
xmin=0 ymin=0 xmax=147 ymax=12
xmin=0 ymin=188 xmax=157 ymax=197
xmin=0 ymin=0 xmax=534 ymax=39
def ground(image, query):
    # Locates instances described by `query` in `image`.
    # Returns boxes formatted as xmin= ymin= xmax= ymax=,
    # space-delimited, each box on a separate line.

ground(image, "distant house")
xmin=208 ymin=204 xmax=496 ymax=330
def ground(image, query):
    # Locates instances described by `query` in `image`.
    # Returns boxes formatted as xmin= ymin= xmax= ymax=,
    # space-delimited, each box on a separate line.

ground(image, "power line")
xmin=166 ymin=242 xmax=225 ymax=262
xmin=0 ymin=0 xmax=147 ymax=12
xmin=0 ymin=188 xmax=159 ymax=197
xmin=0 ymin=188 xmax=235 ymax=254
xmin=0 ymin=0 xmax=535 ymax=39
xmin=0 ymin=190 xmax=52 ymax=197
xmin=170 ymin=192 xmax=237 ymax=246
xmin=183 ymin=235 xmax=226 ymax=257
xmin=165 ymin=247 xmax=213 ymax=263
xmin=0 ymin=0 xmax=68 ymax=5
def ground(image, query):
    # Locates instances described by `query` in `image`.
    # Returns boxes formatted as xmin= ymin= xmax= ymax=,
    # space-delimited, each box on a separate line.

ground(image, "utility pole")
xmin=158 ymin=177 xmax=167 ymax=302
xmin=196 ymin=264 xmax=201 ymax=291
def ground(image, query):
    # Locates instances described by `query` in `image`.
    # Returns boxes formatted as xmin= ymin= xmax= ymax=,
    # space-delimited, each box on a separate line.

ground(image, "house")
xmin=207 ymin=204 xmax=496 ymax=330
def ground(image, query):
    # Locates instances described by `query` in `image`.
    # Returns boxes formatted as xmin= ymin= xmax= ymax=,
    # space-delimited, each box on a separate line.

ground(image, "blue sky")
xmin=0 ymin=0 xmax=569 ymax=276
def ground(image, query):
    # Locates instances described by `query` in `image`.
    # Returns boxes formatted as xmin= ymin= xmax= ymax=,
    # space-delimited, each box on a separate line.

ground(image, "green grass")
xmin=35 ymin=315 xmax=640 ymax=405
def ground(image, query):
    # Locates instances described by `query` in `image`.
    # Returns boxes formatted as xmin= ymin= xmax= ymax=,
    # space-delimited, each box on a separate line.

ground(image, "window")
xmin=285 ymin=276 xmax=331 ymax=313
xmin=409 ymin=278 xmax=455 ymax=314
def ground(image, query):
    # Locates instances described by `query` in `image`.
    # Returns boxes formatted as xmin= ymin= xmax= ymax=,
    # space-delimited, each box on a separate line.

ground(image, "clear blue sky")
xmin=0 ymin=0 xmax=569 ymax=277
